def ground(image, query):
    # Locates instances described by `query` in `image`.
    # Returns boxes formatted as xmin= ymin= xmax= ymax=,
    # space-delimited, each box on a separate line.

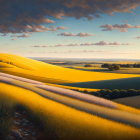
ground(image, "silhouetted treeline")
xmin=84 ymin=64 xmax=94 ymax=67
xmin=101 ymin=64 xmax=120 ymax=71
xmin=102 ymin=63 xmax=140 ymax=68
xmin=75 ymin=89 xmax=140 ymax=100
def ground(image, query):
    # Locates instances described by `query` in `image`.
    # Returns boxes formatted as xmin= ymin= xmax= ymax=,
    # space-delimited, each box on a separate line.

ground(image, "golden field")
xmin=1 ymin=83 xmax=140 ymax=139
xmin=0 ymin=53 xmax=140 ymax=84
xmin=0 ymin=53 xmax=140 ymax=139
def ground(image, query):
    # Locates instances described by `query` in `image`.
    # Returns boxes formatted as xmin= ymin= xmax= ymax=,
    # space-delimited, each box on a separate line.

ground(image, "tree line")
xmin=75 ymin=89 xmax=140 ymax=100
xmin=102 ymin=63 xmax=140 ymax=68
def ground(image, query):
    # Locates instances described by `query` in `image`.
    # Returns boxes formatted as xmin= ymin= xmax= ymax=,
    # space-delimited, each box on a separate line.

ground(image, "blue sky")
xmin=0 ymin=0 xmax=140 ymax=59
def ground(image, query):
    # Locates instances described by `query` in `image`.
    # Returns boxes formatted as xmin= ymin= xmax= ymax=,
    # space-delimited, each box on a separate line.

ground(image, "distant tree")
xmin=114 ymin=64 xmax=120 ymax=70
xmin=108 ymin=64 xmax=120 ymax=71
xmin=101 ymin=64 xmax=110 ymax=68
xmin=134 ymin=63 xmax=140 ymax=68
xmin=84 ymin=64 xmax=93 ymax=67
xmin=108 ymin=66 xmax=114 ymax=71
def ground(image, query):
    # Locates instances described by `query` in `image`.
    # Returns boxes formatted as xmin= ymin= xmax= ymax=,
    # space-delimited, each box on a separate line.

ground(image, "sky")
xmin=1 ymin=0 xmax=140 ymax=59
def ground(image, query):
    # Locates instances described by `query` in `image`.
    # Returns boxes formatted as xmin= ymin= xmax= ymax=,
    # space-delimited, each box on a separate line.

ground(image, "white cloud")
xmin=33 ymin=41 xmax=130 ymax=47
xmin=58 ymin=32 xmax=93 ymax=37
xmin=100 ymin=24 xmax=140 ymax=32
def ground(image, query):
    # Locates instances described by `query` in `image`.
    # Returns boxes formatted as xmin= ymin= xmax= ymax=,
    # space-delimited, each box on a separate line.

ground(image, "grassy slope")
xmin=115 ymin=96 xmax=140 ymax=109
xmin=0 ymin=53 xmax=140 ymax=84
xmin=1 ymin=53 xmax=140 ymax=138
xmin=0 ymin=83 xmax=140 ymax=140
xmin=63 ymin=77 xmax=140 ymax=89
xmin=45 ymin=83 xmax=100 ymax=92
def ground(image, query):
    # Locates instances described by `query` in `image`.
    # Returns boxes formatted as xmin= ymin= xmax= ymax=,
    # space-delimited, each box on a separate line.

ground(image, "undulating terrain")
xmin=0 ymin=53 xmax=140 ymax=139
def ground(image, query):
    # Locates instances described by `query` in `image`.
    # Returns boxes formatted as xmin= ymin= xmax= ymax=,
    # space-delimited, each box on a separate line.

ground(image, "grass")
xmin=1 ymin=83 xmax=140 ymax=139
xmin=114 ymin=96 xmax=140 ymax=109
xmin=0 ymin=97 xmax=15 ymax=139
xmin=0 ymin=53 xmax=139 ymax=84
xmin=63 ymin=77 xmax=140 ymax=89
xmin=106 ymin=68 xmax=140 ymax=74
xmin=68 ymin=66 xmax=140 ymax=74
xmin=45 ymin=82 xmax=100 ymax=92
xmin=1 ymin=53 xmax=140 ymax=139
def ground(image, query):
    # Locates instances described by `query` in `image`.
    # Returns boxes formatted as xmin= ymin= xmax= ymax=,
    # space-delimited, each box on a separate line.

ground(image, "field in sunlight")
xmin=0 ymin=53 xmax=140 ymax=139
xmin=0 ymin=53 xmax=140 ymax=84
xmin=1 ymin=82 xmax=140 ymax=139
xmin=69 ymin=66 xmax=140 ymax=74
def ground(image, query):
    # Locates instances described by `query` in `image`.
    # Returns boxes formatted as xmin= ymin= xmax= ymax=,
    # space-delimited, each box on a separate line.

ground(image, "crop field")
xmin=68 ymin=66 xmax=140 ymax=74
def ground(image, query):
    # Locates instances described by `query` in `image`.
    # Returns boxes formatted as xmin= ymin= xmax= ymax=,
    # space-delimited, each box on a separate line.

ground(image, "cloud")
xmin=57 ymin=26 xmax=68 ymax=30
xmin=0 ymin=0 xmax=140 ymax=33
xmin=43 ymin=19 xmax=55 ymax=23
xmin=11 ymin=38 xmax=16 ymax=40
xmin=100 ymin=24 xmax=140 ymax=32
xmin=7 ymin=25 xmax=68 ymax=38
xmin=11 ymin=33 xmax=30 ymax=38
xmin=33 ymin=41 xmax=130 ymax=47
xmin=58 ymin=32 xmax=75 ymax=37
xmin=94 ymin=41 xmax=130 ymax=45
xmin=48 ymin=50 xmax=105 ymax=53
xmin=17 ymin=34 xmax=30 ymax=38
xmin=80 ymin=43 xmax=93 ymax=46
xmin=33 ymin=45 xmax=50 ymax=47
xmin=25 ymin=25 xmax=67 ymax=33
xmin=58 ymin=32 xmax=93 ymax=37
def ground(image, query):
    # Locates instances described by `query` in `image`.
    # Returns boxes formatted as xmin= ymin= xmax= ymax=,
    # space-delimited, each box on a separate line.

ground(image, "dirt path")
xmin=7 ymin=108 xmax=47 ymax=140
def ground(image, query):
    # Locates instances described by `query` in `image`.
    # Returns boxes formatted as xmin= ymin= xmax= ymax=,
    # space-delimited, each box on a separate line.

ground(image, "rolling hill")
xmin=0 ymin=53 xmax=140 ymax=84
xmin=63 ymin=77 xmax=140 ymax=89
xmin=0 ymin=53 xmax=140 ymax=139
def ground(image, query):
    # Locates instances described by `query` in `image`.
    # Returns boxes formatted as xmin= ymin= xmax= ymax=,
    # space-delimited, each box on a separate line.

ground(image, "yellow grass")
xmin=117 ymin=103 xmax=140 ymax=115
xmin=1 ymin=53 xmax=140 ymax=139
xmin=0 ymin=82 xmax=140 ymax=140
xmin=0 ymin=62 xmax=14 ymax=68
xmin=71 ymin=66 xmax=102 ymax=69
xmin=45 ymin=82 xmax=100 ymax=92
xmin=0 ymin=53 xmax=140 ymax=84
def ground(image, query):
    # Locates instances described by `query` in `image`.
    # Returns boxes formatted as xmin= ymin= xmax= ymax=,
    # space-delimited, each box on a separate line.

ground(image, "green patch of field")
xmin=63 ymin=77 xmax=140 ymax=89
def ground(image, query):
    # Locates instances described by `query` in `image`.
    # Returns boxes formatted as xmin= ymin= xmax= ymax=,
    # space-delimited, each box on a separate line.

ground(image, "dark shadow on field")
xmin=63 ymin=77 xmax=140 ymax=89
xmin=114 ymin=95 xmax=140 ymax=109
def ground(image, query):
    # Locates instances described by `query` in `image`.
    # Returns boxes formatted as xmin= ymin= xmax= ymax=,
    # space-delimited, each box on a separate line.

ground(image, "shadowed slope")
xmin=115 ymin=96 xmax=140 ymax=109
xmin=63 ymin=77 xmax=140 ymax=89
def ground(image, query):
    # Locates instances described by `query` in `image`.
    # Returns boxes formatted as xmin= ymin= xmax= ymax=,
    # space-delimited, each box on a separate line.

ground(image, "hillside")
xmin=0 ymin=53 xmax=140 ymax=84
xmin=64 ymin=77 xmax=140 ymax=89
xmin=0 ymin=53 xmax=140 ymax=139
